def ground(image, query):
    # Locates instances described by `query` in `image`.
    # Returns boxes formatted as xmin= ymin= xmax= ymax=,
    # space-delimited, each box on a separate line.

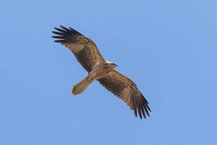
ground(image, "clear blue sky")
xmin=0 ymin=0 xmax=217 ymax=144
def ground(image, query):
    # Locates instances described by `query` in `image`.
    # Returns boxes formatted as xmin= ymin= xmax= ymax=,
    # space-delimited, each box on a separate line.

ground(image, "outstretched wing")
xmin=98 ymin=70 xmax=151 ymax=119
xmin=52 ymin=25 xmax=105 ymax=72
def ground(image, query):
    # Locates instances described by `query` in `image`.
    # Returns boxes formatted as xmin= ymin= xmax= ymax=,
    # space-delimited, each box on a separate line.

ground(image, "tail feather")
xmin=72 ymin=77 xmax=94 ymax=95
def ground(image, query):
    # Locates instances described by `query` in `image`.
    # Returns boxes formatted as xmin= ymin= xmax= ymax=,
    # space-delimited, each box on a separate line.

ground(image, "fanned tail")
xmin=72 ymin=77 xmax=94 ymax=95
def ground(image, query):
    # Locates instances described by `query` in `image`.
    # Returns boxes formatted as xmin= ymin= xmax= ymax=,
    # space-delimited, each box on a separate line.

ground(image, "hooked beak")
xmin=115 ymin=64 xmax=118 ymax=67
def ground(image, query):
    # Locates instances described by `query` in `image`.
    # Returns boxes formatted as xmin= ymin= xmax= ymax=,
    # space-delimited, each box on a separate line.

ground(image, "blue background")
xmin=1 ymin=0 xmax=217 ymax=144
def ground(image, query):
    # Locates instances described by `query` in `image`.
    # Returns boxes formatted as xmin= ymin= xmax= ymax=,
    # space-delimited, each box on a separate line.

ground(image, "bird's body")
xmin=72 ymin=61 xmax=117 ymax=95
xmin=52 ymin=26 xmax=151 ymax=119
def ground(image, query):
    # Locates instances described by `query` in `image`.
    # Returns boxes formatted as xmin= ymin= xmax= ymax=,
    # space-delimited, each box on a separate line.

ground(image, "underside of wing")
xmin=98 ymin=70 xmax=151 ymax=119
xmin=52 ymin=25 xmax=105 ymax=72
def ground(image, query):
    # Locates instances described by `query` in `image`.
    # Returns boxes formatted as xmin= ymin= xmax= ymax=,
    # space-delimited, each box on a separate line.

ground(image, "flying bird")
xmin=52 ymin=25 xmax=151 ymax=119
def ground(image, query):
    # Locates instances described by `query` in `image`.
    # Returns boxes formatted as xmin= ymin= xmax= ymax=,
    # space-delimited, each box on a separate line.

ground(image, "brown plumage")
xmin=52 ymin=25 xmax=151 ymax=119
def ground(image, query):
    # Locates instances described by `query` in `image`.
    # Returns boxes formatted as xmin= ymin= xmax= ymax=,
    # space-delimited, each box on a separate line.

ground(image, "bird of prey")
xmin=52 ymin=25 xmax=151 ymax=119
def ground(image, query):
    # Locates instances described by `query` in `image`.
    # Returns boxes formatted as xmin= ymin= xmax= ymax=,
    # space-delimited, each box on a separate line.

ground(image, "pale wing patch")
xmin=120 ymin=87 xmax=133 ymax=109
xmin=64 ymin=43 xmax=84 ymax=53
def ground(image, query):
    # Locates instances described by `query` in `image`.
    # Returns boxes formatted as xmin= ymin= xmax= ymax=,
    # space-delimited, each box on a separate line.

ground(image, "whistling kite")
xmin=52 ymin=26 xmax=151 ymax=119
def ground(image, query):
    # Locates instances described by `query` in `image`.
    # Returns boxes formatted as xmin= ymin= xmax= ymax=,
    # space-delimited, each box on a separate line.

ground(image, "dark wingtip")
xmin=54 ymin=40 xmax=64 ymax=43
xmin=52 ymin=25 xmax=83 ymax=44
xmin=52 ymin=36 xmax=64 ymax=39
xmin=138 ymin=107 xmax=142 ymax=119
xmin=146 ymin=104 xmax=151 ymax=112
xmin=60 ymin=25 xmax=70 ymax=31
xmin=52 ymin=31 xmax=64 ymax=35
xmin=134 ymin=109 xmax=137 ymax=117
xmin=141 ymin=107 xmax=147 ymax=119
xmin=132 ymin=94 xmax=151 ymax=119
xmin=54 ymin=27 xmax=65 ymax=33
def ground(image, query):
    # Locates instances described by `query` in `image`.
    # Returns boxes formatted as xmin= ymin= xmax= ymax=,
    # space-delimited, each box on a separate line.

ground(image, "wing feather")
xmin=52 ymin=25 xmax=105 ymax=72
xmin=98 ymin=70 xmax=151 ymax=119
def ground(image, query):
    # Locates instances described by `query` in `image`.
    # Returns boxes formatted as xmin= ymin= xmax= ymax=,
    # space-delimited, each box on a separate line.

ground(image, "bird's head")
xmin=106 ymin=60 xmax=118 ymax=68
xmin=111 ymin=62 xmax=118 ymax=68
